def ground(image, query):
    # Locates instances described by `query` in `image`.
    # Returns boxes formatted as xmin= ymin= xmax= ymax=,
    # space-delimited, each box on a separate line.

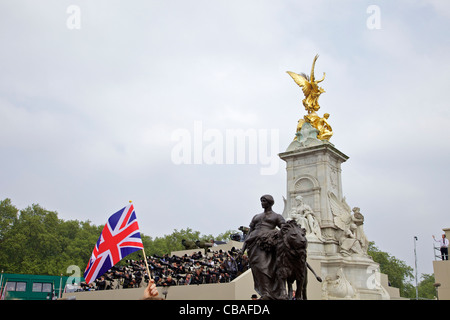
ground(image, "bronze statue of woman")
xmin=242 ymin=195 xmax=286 ymax=299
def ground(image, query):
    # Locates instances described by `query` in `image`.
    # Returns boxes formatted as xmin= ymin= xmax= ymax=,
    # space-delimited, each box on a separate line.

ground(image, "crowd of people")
xmin=79 ymin=246 xmax=249 ymax=291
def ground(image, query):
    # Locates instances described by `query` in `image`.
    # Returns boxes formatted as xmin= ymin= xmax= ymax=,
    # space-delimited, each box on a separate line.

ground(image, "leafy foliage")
xmin=416 ymin=273 xmax=437 ymax=300
xmin=0 ymin=199 xmax=102 ymax=275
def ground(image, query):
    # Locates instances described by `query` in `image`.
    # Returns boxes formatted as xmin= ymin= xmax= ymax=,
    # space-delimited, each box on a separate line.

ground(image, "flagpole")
xmin=142 ymin=247 xmax=152 ymax=280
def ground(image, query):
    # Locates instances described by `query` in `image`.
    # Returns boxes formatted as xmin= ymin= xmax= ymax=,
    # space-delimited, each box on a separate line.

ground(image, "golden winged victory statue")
xmin=287 ymin=54 xmax=333 ymax=141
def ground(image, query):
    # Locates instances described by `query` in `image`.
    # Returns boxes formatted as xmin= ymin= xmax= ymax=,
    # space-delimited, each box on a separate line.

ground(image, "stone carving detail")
xmin=351 ymin=207 xmax=369 ymax=254
xmin=322 ymin=268 xmax=359 ymax=300
xmin=295 ymin=177 xmax=315 ymax=192
xmin=328 ymin=192 xmax=369 ymax=256
xmin=329 ymin=166 xmax=338 ymax=191
xmin=296 ymin=122 xmax=323 ymax=147
xmin=289 ymin=195 xmax=324 ymax=242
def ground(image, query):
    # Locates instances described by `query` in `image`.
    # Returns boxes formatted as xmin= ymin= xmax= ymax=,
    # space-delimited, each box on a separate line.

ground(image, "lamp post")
xmin=414 ymin=236 xmax=418 ymax=300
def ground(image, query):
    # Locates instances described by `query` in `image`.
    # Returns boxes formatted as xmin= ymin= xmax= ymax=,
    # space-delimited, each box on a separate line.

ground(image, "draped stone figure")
xmin=290 ymin=195 xmax=324 ymax=241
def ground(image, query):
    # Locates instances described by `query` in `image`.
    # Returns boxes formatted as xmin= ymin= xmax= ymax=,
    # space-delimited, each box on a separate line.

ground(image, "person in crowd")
xmin=96 ymin=276 xmax=106 ymax=290
xmin=162 ymin=275 xmax=177 ymax=286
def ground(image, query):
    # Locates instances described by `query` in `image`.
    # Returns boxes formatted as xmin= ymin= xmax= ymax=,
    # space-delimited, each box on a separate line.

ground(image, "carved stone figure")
xmin=351 ymin=207 xmax=369 ymax=253
xmin=292 ymin=121 xmax=323 ymax=149
xmin=329 ymin=192 xmax=369 ymax=256
xmin=339 ymin=223 xmax=364 ymax=256
xmin=322 ymin=268 xmax=358 ymax=299
xmin=290 ymin=195 xmax=324 ymax=241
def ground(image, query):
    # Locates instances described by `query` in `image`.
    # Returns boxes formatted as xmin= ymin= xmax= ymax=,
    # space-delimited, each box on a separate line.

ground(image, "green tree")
xmin=367 ymin=241 xmax=415 ymax=297
xmin=0 ymin=199 xmax=19 ymax=271
xmin=0 ymin=198 xmax=18 ymax=240
xmin=0 ymin=199 xmax=102 ymax=276
xmin=400 ymin=273 xmax=438 ymax=300
xmin=56 ymin=219 xmax=103 ymax=273
xmin=417 ymin=273 xmax=437 ymax=299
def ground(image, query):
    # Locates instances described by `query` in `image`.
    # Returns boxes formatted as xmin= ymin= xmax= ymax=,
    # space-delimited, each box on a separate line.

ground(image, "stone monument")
xmin=280 ymin=55 xmax=390 ymax=299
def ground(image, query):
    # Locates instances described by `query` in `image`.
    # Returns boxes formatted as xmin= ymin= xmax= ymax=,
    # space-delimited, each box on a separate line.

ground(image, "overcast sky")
xmin=1 ymin=0 xmax=449 ymax=277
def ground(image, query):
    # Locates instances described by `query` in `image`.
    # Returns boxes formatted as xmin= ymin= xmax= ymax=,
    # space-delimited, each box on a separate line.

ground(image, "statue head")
xmin=280 ymin=220 xmax=307 ymax=250
xmin=294 ymin=195 xmax=304 ymax=204
xmin=260 ymin=194 xmax=274 ymax=209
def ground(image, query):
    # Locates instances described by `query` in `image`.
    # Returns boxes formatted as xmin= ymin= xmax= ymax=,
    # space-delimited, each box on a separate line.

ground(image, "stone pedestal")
xmin=278 ymin=124 xmax=391 ymax=299
xmin=280 ymin=139 xmax=348 ymax=255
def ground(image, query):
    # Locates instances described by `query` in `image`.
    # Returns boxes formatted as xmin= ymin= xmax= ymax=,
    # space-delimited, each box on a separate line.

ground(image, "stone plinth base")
xmin=311 ymin=255 xmax=390 ymax=300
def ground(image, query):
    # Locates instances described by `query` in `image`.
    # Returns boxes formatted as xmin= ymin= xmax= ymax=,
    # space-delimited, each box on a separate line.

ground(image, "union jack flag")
xmin=84 ymin=203 xmax=144 ymax=284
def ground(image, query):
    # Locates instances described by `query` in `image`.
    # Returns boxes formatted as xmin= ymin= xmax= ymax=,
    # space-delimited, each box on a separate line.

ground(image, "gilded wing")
xmin=286 ymin=71 xmax=312 ymax=97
